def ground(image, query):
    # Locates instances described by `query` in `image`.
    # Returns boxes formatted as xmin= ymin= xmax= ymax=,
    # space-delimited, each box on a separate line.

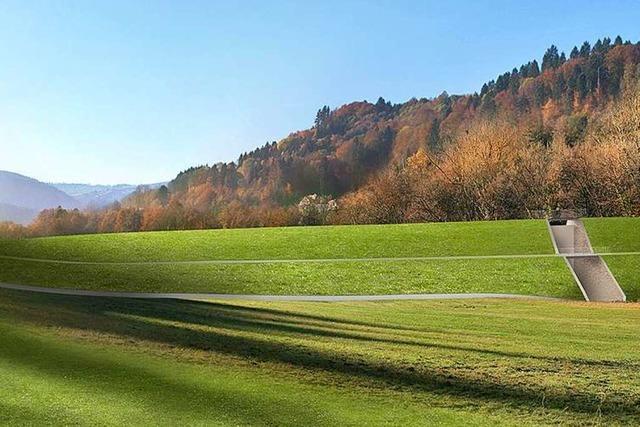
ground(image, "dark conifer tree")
xmin=314 ymin=106 xmax=331 ymax=137
xmin=570 ymin=46 xmax=580 ymax=59
xmin=157 ymin=185 xmax=170 ymax=207
xmin=375 ymin=97 xmax=388 ymax=112
xmin=580 ymin=41 xmax=591 ymax=57
xmin=530 ymin=60 xmax=540 ymax=77
xmin=542 ymin=45 xmax=560 ymax=71
xmin=427 ymin=119 xmax=441 ymax=152
xmin=495 ymin=72 xmax=510 ymax=91
xmin=593 ymin=39 xmax=603 ymax=53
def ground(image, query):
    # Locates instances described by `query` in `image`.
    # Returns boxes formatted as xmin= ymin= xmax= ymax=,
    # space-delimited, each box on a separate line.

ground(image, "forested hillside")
xmin=7 ymin=37 xmax=640 ymax=236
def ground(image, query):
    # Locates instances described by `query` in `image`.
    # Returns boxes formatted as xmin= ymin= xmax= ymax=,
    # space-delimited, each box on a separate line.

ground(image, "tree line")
xmin=1 ymin=37 xmax=638 ymax=238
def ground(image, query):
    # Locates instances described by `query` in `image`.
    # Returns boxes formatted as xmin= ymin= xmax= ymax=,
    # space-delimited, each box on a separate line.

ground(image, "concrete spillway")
xmin=548 ymin=220 xmax=626 ymax=302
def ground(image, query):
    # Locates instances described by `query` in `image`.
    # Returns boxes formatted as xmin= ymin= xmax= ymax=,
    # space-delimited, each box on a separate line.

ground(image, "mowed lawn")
xmin=0 ymin=220 xmax=581 ymax=297
xmin=1 ymin=288 xmax=639 ymax=426
xmin=604 ymin=256 xmax=640 ymax=301
xmin=582 ymin=217 xmax=640 ymax=253
xmin=583 ymin=217 xmax=640 ymax=301
xmin=0 ymin=257 xmax=580 ymax=297
xmin=0 ymin=220 xmax=554 ymax=262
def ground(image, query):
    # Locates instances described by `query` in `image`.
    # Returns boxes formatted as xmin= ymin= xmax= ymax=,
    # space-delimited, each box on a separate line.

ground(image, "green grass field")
xmin=2 ymin=219 xmax=639 ymax=424
xmin=0 ymin=220 xmax=583 ymax=298
xmin=583 ymin=217 xmax=640 ymax=301
xmin=1 ymin=218 xmax=637 ymax=298
xmin=0 ymin=220 xmax=553 ymax=262
xmin=1 ymin=288 xmax=639 ymax=426
xmin=602 ymin=255 xmax=640 ymax=301
xmin=0 ymin=257 xmax=580 ymax=297
xmin=582 ymin=217 xmax=640 ymax=253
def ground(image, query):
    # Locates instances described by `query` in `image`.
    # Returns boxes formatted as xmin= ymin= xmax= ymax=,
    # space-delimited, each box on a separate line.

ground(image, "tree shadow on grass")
xmin=3 ymin=288 xmax=640 ymax=422
xmin=92 ymin=297 xmax=639 ymax=370
xmin=184 ymin=299 xmax=440 ymax=333
xmin=0 ymin=324 xmax=338 ymax=426
xmin=0 ymin=400 xmax=79 ymax=425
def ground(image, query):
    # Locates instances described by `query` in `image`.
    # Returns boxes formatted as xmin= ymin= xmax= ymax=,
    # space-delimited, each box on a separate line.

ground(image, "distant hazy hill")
xmin=52 ymin=182 xmax=166 ymax=208
xmin=0 ymin=171 xmax=79 ymax=224
xmin=0 ymin=203 xmax=38 ymax=225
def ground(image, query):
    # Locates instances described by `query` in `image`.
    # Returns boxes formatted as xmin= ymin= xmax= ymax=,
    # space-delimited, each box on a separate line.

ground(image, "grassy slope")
xmin=0 ymin=257 xmax=580 ymax=297
xmin=1 ymin=288 xmax=639 ymax=425
xmin=0 ymin=220 xmax=553 ymax=262
xmin=583 ymin=217 xmax=640 ymax=301
xmin=602 ymin=255 xmax=640 ymax=301
xmin=0 ymin=220 xmax=581 ymax=297
xmin=582 ymin=217 xmax=640 ymax=253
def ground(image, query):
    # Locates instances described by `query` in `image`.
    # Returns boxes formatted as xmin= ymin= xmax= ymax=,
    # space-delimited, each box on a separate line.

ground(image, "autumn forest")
xmin=4 ymin=36 xmax=640 ymax=238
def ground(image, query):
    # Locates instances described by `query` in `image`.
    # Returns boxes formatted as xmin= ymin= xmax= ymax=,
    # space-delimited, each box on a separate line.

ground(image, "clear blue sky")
xmin=1 ymin=1 xmax=639 ymax=184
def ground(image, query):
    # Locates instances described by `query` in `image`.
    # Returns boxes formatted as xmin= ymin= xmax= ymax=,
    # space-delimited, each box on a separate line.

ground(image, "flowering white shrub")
xmin=298 ymin=194 xmax=337 ymax=225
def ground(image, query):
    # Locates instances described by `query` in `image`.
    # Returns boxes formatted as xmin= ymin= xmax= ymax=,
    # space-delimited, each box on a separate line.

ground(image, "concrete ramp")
xmin=566 ymin=256 xmax=626 ymax=302
xmin=547 ymin=219 xmax=592 ymax=254
xmin=548 ymin=220 xmax=626 ymax=302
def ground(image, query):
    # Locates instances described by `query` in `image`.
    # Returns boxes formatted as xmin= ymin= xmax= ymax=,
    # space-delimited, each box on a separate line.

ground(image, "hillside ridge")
xmin=127 ymin=37 xmax=639 ymax=209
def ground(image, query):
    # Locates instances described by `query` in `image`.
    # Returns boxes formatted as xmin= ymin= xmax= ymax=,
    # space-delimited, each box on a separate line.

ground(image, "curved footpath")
xmin=0 ymin=282 xmax=562 ymax=302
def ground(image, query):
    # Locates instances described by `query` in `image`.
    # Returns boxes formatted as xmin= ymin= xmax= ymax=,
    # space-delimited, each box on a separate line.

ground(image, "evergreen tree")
xmin=570 ymin=46 xmax=580 ymax=59
xmin=427 ymin=119 xmax=441 ymax=152
xmin=479 ymin=95 xmax=497 ymax=116
xmin=530 ymin=60 xmax=540 ymax=77
xmin=577 ymin=72 xmax=588 ymax=98
xmin=586 ymin=52 xmax=606 ymax=94
xmin=542 ymin=45 xmax=561 ymax=71
xmin=532 ymin=80 xmax=547 ymax=106
xmin=480 ymin=83 xmax=490 ymax=97
xmin=593 ymin=39 xmax=603 ymax=53
xmin=495 ymin=72 xmax=511 ymax=91
xmin=157 ymin=185 xmax=170 ymax=207
xmin=315 ymin=106 xmax=330 ymax=128
xmin=551 ymin=72 xmax=566 ymax=100
xmin=614 ymin=35 xmax=623 ymax=46
xmin=373 ymin=126 xmax=395 ymax=164
xmin=508 ymin=70 xmax=521 ymax=94
xmin=375 ymin=97 xmax=388 ymax=112
xmin=314 ymin=106 xmax=331 ymax=137
xmin=579 ymin=41 xmax=591 ymax=57
xmin=436 ymin=91 xmax=452 ymax=116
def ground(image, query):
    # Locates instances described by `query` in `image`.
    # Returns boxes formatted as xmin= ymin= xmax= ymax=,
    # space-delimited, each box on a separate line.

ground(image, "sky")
xmin=1 ymin=1 xmax=639 ymax=185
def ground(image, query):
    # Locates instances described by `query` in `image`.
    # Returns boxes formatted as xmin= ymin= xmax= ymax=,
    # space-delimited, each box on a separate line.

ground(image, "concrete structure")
xmin=547 ymin=219 xmax=626 ymax=302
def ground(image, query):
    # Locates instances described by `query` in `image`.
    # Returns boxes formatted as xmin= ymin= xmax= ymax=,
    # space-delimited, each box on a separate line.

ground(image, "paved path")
xmin=1 ymin=252 xmax=638 ymax=266
xmin=0 ymin=282 xmax=562 ymax=302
